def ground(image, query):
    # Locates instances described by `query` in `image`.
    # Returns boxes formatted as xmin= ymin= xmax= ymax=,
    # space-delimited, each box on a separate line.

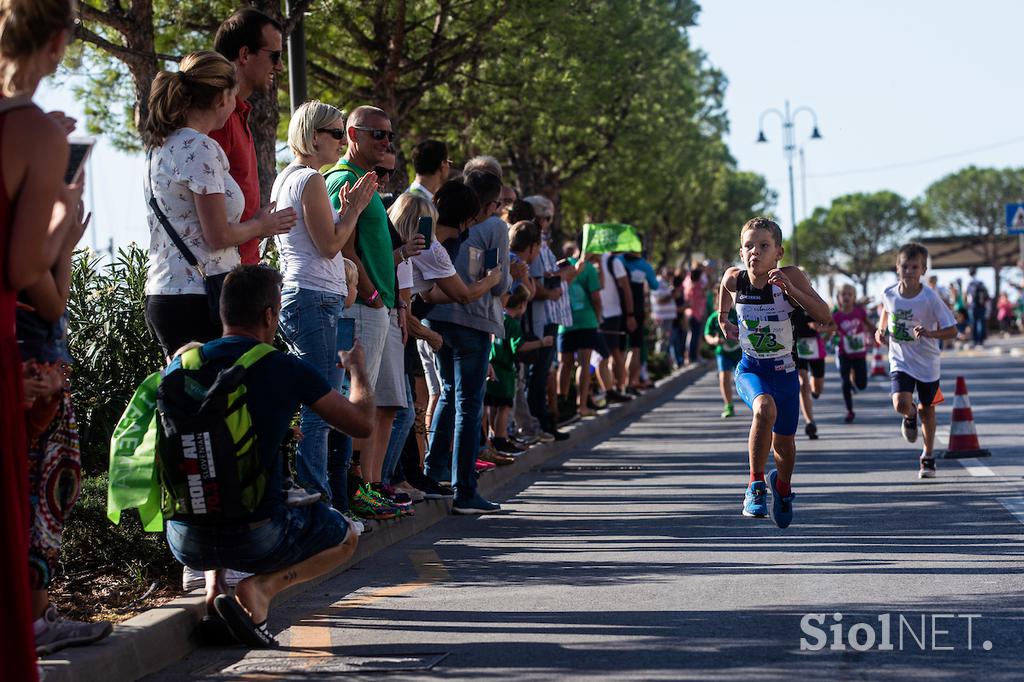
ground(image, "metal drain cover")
xmin=215 ymin=652 xmax=449 ymax=677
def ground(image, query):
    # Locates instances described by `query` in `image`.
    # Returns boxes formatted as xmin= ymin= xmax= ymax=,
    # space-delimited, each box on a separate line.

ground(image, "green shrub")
xmin=67 ymin=246 xmax=163 ymax=475
xmin=60 ymin=474 xmax=174 ymax=581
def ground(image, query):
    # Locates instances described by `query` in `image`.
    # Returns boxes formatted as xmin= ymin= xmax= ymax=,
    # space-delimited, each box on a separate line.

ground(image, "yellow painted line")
xmin=286 ymin=549 xmax=447 ymax=657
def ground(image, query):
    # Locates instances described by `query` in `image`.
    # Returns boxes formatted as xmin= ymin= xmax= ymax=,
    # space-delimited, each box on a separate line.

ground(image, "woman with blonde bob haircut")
xmin=140 ymin=50 xmax=297 ymax=358
xmin=272 ymin=99 xmax=376 ymax=501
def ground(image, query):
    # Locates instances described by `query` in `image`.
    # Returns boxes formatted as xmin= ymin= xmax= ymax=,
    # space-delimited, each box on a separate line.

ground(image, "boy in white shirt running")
xmin=875 ymin=242 xmax=957 ymax=478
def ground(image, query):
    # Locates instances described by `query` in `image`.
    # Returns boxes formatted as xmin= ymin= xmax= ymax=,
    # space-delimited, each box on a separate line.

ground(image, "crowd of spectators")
xmin=2 ymin=3 xmax=723 ymax=666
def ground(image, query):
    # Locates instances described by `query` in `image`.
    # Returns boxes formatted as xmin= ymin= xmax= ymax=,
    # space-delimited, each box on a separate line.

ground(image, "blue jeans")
xmin=279 ymin=287 xmax=343 ymax=501
xmin=969 ymin=305 xmax=987 ymax=345
xmin=382 ymin=378 xmax=415 ymax=485
xmin=424 ymin=320 xmax=490 ymax=500
xmin=166 ymin=502 xmax=348 ymax=575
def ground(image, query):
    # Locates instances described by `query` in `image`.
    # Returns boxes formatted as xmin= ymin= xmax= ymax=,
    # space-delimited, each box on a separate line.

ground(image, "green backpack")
xmin=155 ymin=343 xmax=276 ymax=521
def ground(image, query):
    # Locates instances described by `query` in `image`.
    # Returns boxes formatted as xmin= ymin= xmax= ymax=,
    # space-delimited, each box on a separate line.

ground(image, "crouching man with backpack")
xmin=160 ymin=265 xmax=375 ymax=647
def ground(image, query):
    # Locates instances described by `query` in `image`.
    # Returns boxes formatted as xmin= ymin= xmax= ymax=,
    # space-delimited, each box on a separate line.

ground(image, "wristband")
xmin=368 ymin=289 xmax=380 ymax=303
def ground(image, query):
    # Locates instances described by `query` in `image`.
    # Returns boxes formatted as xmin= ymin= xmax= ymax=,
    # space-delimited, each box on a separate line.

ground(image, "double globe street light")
xmin=757 ymin=101 xmax=822 ymax=267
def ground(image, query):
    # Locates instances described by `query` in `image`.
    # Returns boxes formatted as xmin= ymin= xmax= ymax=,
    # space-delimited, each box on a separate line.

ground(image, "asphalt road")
xmin=150 ymin=343 xmax=1024 ymax=681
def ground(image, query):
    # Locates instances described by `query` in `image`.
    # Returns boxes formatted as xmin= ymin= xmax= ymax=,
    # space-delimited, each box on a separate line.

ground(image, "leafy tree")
xmin=794 ymin=191 xmax=915 ymax=297
xmin=920 ymin=165 xmax=1024 ymax=302
xmin=74 ymin=1 xmax=311 ymax=198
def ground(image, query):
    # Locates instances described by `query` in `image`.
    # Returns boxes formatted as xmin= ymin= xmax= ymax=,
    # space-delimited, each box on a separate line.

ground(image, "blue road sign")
xmin=1006 ymin=203 xmax=1024 ymax=235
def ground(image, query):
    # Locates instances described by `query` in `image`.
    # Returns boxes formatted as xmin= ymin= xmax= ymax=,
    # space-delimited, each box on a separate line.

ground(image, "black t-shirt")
xmin=177 ymin=336 xmax=332 ymax=521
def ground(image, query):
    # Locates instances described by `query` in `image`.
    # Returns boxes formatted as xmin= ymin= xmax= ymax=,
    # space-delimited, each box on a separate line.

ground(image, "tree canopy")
xmin=72 ymin=0 xmax=774 ymax=265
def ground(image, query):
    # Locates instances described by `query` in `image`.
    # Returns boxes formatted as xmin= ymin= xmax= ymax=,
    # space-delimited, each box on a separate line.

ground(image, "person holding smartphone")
xmin=272 ymin=100 xmax=376 ymax=505
xmin=1 ymin=1 xmax=92 ymax=674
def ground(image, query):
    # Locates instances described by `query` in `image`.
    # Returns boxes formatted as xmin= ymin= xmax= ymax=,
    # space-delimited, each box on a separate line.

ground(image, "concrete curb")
xmin=41 ymin=363 xmax=709 ymax=682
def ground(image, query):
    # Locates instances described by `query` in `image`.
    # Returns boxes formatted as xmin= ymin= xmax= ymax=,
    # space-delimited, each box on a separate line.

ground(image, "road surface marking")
xmin=958 ymin=458 xmax=996 ymax=477
xmin=997 ymin=497 xmax=1024 ymax=526
xmin=285 ymin=549 xmax=448 ymax=657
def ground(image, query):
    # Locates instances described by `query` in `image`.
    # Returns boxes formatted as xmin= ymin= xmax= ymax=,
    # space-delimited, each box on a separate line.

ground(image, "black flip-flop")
xmin=196 ymin=613 xmax=240 ymax=646
xmin=212 ymin=594 xmax=277 ymax=648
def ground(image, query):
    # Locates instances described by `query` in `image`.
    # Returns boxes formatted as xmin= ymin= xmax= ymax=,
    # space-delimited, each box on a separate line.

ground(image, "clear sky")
xmin=690 ymin=0 xmax=1024 ymax=237
xmin=39 ymin=0 xmax=1024 ymax=293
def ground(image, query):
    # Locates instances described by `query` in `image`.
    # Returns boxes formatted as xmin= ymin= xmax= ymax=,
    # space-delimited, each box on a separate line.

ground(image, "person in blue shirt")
xmin=163 ymin=265 xmax=376 ymax=648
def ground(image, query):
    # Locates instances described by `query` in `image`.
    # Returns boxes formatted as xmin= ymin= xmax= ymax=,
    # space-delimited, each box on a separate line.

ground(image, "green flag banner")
xmin=582 ymin=223 xmax=642 ymax=254
xmin=107 ymin=370 xmax=165 ymax=532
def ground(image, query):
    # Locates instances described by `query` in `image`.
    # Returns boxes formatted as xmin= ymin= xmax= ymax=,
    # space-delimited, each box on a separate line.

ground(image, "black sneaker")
xmin=605 ymin=390 xmax=631 ymax=403
xmin=918 ymin=457 xmax=936 ymax=479
xmin=544 ymin=428 xmax=570 ymax=442
xmin=901 ymin=414 xmax=918 ymax=443
xmin=492 ymin=437 xmax=526 ymax=455
xmin=625 ymin=386 xmax=642 ymax=397
xmin=418 ymin=477 xmax=455 ymax=499
xmin=557 ymin=408 xmax=580 ymax=426
xmin=805 ymin=422 xmax=819 ymax=439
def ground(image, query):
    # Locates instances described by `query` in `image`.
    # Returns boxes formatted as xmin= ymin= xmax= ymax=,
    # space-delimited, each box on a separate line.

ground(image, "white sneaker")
xmin=182 ymin=565 xmax=204 ymax=591
xmin=284 ymin=477 xmax=322 ymax=507
xmin=342 ymin=512 xmax=365 ymax=536
xmin=182 ymin=567 xmax=252 ymax=591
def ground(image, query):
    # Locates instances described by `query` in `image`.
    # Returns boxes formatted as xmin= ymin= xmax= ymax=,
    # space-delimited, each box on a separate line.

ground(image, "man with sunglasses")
xmin=323 ymin=106 xmax=410 ymax=513
xmin=212 ymin=8 xmax=288 ymax=265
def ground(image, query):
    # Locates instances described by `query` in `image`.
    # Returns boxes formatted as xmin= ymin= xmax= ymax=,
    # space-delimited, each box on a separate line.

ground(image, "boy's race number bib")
xmin=739 ymin=317 xmax=793 ymax=360
xmin=889 ymin=314 xmax=921 ymax=343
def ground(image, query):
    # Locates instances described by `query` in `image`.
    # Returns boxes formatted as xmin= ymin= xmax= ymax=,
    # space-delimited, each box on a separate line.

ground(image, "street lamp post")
xmin=757 ymin=101 xmax=822 ymax=267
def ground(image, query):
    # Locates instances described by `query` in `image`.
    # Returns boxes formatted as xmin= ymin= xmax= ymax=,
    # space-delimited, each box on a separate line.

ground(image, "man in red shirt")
xmin=212 ymin=8 xmax=285 ymax=265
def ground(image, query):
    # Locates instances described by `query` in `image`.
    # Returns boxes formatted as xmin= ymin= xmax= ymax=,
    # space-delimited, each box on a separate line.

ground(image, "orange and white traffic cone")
xmin=941 ymin=376 xmax=991 ymax=459
xmin=870 ymin=342 xmax=887 ymax=378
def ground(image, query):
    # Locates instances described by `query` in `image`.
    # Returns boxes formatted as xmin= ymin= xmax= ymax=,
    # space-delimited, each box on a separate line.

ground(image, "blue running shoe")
xmin=767 ymin=469 xmax=795 ymax=529
xmin=742 ymin=481 xmax=768 ymax=518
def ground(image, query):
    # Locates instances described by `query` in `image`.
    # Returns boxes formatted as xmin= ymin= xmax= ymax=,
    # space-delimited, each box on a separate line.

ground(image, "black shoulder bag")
xmin=146 ymin=149 xmax=228 ymax=325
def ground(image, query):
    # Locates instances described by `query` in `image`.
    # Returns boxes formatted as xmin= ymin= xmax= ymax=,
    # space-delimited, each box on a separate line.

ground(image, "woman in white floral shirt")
xmin=140 ymin=50 xmax=295 ymax=358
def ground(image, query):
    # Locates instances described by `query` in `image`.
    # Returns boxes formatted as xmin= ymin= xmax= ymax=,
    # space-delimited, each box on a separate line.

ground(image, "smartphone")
xmin=557 ymin=258 xmax=572 ymax=269
xmin=484 ymin=247 xmax=499 ymax=270
xmin=336 ymin=317 xmax=355 ymax=352
xmin=65 ymin=139 xmax=94 ymax=185
xmin=417 ymin=215 xmax=433 ymax=248
xmin=544 ymin=275 xmax=561 ymax=289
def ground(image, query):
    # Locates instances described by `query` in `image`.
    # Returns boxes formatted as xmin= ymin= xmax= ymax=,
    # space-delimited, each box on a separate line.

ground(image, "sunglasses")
xmin=374 ymin=167 xmax=395 ymax=178
xmin=353 ymin=126 xmax=396 ymax=142
xmin=258 ymin=48 xmax=282 ymax=65
xmin=317 ymin=127 xmax=345 ymax=140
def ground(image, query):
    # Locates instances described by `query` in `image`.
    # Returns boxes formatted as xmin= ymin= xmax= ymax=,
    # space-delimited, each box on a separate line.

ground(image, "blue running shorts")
xmin=716 ymin=353 xmax=739 ymax=373
xmin=735 ymin=354 xmax=800 ymax=436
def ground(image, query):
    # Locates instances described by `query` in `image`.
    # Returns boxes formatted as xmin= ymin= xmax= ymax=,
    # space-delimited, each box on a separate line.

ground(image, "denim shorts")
xmin=735 ymin=354 xmax=800 ymax=436
xmin=165 ymin=502 xmax=350 ymax=575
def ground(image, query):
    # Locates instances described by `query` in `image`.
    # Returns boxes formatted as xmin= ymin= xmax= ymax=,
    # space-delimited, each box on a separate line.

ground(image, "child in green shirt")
xmin=486 ymin=286 xmax=551 ymax=455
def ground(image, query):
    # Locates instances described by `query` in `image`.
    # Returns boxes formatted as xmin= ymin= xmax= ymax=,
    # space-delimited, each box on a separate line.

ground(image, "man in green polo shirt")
xmin=323 ymin=105 xmax=408 ymax=511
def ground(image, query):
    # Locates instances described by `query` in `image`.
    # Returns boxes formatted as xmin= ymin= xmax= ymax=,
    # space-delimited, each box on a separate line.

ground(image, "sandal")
xmin=213 ymin=594 xmax=277 ymax=648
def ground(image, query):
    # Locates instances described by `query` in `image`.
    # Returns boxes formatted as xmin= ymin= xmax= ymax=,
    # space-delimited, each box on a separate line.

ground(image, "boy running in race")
xmin=704 ymin=294 xmax=742 ymax=418
xmin=875 ymin=243 xmax=957 ymax=478
xmin=719 ymin=217 xmax=831 ymax=528
xmin=833 ymin=284 xmax=875 ymax=423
